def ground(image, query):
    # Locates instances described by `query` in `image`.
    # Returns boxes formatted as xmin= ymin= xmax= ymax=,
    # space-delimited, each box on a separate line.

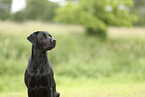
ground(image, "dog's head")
xmin=27 ymin=31 xmax=56 ymax=51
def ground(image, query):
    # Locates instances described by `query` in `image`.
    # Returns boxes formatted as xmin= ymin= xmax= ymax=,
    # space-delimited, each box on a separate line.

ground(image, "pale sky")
xmin=11 ymin=0 xmax=26 ymax=13
xmin=11 ymin=0 xmax=65 ymax=13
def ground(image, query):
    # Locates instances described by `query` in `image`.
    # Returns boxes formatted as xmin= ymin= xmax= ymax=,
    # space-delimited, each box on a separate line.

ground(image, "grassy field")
xmin=0 ymin=21 xmax=145 ymax=97
xmin=1 ymin=78 xmax=145 ymax=97
xmin=1 ymin=80 xmax=145 ymax=97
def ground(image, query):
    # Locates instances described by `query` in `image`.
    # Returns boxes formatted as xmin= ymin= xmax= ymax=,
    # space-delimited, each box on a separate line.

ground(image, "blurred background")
xmin=0 ymin=0 xmax=145 ymax=97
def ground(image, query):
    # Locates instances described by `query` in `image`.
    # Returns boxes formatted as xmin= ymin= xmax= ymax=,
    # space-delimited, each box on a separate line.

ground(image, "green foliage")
xmin=54 ymin=0 xmax=137 ymax=38
xmin=10 ymin=1 xmax=59 ymax=22
xmin=11 ymin=10 xmax=26 ymax=22
xmin=133 ymin=0 xmax=145 ymax=26
xmin=42 ymin=1 xmax=59 ymax=22
xmin=25 ymin=0 xmax=48 ymax=20
xmin=24 ymin=0 xmax=59 ymax=21
xmin=0 ymin=0 xmax=12 ymax=20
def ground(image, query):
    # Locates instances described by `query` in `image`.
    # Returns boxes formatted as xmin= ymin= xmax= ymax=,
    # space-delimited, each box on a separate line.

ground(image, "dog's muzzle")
xmin=51 ymin=39 xmax=56 ymax=48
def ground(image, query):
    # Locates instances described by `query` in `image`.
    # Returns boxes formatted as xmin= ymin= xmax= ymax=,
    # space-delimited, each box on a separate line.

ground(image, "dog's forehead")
xmin=37 ymin=31 xmax=51 ymax=36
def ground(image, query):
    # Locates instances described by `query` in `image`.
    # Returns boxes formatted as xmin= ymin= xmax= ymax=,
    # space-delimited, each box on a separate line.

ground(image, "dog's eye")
xmin=49 ymin=34 xmax=52 ymax=37
xmin=43 ymin=34 xmax=47 ymax=38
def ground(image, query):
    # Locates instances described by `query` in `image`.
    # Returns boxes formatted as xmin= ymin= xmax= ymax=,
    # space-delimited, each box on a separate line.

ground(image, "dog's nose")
xmin=51 ymin=39 xmax=56 ymax=48
xmin=52 ymin=39 xmax=56 ymax=43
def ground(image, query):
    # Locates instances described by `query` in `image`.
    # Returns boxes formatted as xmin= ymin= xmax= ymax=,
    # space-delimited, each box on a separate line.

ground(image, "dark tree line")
xmin=0 ymin=0 xmax=59 ymax=22
xmin=0 ymin=0 xmax=145 ymax=26
xmin=133 ymin=0 xmax=145 ymax=26
xmin=0 ymin=0 xmax=12 ymax=20
xmin=11 ymin=0 xmax=59 ymax=22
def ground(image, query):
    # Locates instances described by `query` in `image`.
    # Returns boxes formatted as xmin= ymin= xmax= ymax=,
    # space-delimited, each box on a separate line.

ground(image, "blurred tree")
xmin=42 ymin=1 xmax=59 ymax=22
xmin=11 ymin=10 xmax=26 ymax=22
xmin=0 ymin=0 xmax=12 ymax=20
xmin=24 ymin=0 xmax=59 ymax=21
xmin=25 ymin=0 xmax=48 ymax=20
xmin=54 ymin=0 xmax=137 ymax=38
xmin=133 ymin=0 xmax=145 ymax=26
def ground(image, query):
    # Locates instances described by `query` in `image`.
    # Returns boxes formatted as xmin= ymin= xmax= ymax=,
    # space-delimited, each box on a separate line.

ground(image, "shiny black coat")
xmin=24 ymin=31 xmax=60 ymax=97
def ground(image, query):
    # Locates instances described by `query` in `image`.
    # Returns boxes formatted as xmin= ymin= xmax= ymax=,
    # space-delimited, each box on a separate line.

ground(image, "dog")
xmin=24 ymin=31 xmax=60 ymax=97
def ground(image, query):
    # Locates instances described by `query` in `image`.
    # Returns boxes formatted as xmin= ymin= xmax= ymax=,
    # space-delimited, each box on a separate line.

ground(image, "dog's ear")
xmin=27 ymin=31 xmax=39 ymax=44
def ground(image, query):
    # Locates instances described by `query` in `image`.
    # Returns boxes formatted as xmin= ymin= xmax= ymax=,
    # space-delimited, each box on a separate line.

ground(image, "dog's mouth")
xmin=52 ymin=40 xmax=56 ymax=48
xmin=47 ymin=39 xmax=56 ymax=50
xmin=51 ymin=39 xmax=56 ymax=48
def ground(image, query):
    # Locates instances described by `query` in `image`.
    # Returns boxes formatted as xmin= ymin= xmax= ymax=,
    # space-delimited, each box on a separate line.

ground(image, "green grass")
xmin=0 ymin=21 xmax=145 ymax=96
xmin=1 ymin=78 xmax=145 ymax=97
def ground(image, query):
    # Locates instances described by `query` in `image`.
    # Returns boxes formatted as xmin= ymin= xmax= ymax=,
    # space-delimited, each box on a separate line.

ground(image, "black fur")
xmin=24 ymin=31 xmax=60 ymax=97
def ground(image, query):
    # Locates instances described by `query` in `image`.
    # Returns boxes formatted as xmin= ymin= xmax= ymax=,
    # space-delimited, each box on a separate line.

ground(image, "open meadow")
xmin=0 ymin=21 xmax=145 ymax=97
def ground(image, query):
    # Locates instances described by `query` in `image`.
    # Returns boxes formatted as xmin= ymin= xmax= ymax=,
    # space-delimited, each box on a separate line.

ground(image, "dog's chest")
xmin=28 ymin=70 xmax=52 ymax=89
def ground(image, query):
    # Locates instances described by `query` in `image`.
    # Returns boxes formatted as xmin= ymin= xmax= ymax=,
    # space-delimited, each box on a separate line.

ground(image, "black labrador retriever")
xmin=24 ymin=31 xmax=60 ymax=97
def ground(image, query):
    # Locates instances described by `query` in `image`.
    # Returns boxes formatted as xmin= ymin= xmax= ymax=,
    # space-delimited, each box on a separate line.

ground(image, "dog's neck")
xmin=31 ymin=45 xmax=48 ymax=68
